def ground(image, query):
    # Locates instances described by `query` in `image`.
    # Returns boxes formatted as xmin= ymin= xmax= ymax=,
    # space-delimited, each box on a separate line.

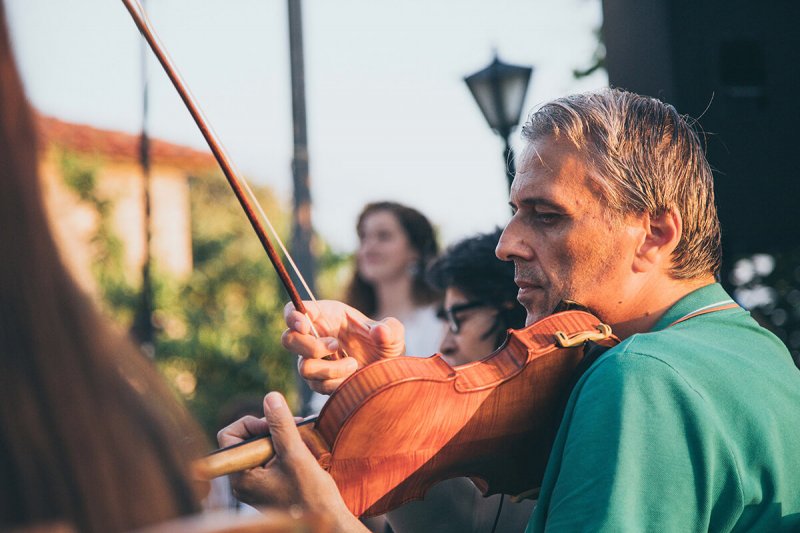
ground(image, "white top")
xmin=397 ymin=304 xmax=444 ymax=358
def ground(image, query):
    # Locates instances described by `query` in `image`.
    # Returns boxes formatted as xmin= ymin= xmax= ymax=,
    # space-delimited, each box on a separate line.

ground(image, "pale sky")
xmin=6 ymin=0 xmax=607 ymax=252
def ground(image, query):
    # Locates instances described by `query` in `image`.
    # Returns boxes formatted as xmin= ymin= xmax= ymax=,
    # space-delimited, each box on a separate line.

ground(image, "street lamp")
xmin=464 ymin=55 xmax=533 ymax=190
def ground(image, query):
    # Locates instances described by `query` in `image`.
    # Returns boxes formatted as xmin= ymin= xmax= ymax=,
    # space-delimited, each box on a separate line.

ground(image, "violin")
xmin=121 ymin=0 xmax=618 ymax=518
xmin=196 ymin=311 xmax=616 ymax=517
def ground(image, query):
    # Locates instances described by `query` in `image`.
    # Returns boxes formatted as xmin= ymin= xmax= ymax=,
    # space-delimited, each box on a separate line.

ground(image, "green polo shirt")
xmin=527 ymin=283 xmax=800 ymax=532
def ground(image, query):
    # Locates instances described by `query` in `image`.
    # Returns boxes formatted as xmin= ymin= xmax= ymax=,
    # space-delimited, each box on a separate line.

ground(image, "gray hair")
xmin=521 ymin=88 xmax=721 ymax=279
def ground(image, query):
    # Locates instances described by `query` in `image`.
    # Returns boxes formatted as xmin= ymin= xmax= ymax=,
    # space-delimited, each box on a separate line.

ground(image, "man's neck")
xmin=609 ymin=275 xmax=716 ymax=339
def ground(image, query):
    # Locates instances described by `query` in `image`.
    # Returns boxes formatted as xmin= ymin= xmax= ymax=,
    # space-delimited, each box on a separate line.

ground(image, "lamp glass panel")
xmin=467 ymin=77 xmax=501 ymax=128
xmin=465 ymin=60 xmax=532 ymax=131
xmin=501 ymin=75 xmax=529 ymax=127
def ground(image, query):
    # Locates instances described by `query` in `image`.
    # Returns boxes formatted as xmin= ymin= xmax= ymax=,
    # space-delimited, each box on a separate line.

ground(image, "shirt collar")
xmin=651 ymin=283 xmax=734 ymax=332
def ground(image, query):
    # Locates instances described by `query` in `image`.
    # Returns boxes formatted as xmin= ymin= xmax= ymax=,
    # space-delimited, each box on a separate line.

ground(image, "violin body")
xmin=197 ymin=311 xmax=616 ymax=517
xmin=305 ymin=310 xmax=614 ymax=517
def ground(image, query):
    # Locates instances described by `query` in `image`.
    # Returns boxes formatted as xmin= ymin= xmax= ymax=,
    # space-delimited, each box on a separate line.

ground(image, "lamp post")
xmin=131 ymin=0 xmax=155 ymax=356
xmin=287 ymin=0 xmax=317 ymax=415
xmin=464 ymin=55 xmax=533 ymax=190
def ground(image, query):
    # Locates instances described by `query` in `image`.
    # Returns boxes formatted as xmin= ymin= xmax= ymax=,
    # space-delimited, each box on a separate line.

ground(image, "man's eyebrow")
xmin=516 ymin=196 xmax=566 ymax=211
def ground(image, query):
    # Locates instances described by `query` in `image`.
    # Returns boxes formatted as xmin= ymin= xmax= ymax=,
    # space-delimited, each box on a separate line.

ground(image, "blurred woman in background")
xmin=344 ymin=201 xmax=442 ymax=356
xmin=335 ymin=201 xmax=442 ymax=532
xmin=308 ymin=201 xmax=442 ymax=418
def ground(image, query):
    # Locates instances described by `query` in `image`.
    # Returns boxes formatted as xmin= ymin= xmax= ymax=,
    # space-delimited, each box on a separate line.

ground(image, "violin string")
xmin=128 ymin=0 xmax=351 ymax=356
xmin=239 ymin=183 xmax=350 ymax=357
xmin=236 ymin=177 xmax=325 ymax=338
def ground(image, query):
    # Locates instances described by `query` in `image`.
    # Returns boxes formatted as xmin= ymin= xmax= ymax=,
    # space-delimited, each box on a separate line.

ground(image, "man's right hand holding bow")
xmin=282 ymin=301 xmax=406 ymax=394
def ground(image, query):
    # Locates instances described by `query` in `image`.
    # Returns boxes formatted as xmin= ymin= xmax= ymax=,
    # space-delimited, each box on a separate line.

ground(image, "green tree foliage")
xmin=60 ymin=152 xmax=300 ymax=436
xmin=727 ymin=249 xmax=800 ymax=369
xmin=60 ymin=151 xmax=138 ymax=323
xmin=156 ymin=172 xmax=299 ymax=435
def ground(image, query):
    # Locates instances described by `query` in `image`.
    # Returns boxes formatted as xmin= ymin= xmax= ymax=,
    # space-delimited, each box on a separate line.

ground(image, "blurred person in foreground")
xmin=0 ymin=5 xmax=329 ymax=531
xmin=223 ymin=89 xmax=800 ymax=532
xmin=0 ymin=2 xmax=206 ymax=530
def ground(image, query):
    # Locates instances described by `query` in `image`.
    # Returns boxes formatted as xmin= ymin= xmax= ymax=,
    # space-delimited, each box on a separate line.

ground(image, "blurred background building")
xmin=37 ymin=114 xmax=212 ymax=293
xmin=604 ymin=0 xmax=799 ymax=255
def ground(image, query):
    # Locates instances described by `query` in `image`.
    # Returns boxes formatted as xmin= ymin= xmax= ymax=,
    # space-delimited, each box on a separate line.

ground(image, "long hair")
xmin=0 ymin=3 xmax=205 ymax=531
xmin=344 ymin=202 xmax=440 ymax=317
xmin=522 ymin=88 xmax=722 ymax=279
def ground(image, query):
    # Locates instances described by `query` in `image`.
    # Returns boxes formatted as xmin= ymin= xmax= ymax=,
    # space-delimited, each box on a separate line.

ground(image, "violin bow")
xmin=121 ymin=0 xmax=336 ymax=348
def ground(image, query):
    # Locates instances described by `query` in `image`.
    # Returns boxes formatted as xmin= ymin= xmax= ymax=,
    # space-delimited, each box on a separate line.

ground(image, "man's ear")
xmin=632 ymin=209 xmax=682 ymax=273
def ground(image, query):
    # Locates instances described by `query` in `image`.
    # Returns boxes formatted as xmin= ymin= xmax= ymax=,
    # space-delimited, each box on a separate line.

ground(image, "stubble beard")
xmin=515 ymin=267 xmax=561 ymax=326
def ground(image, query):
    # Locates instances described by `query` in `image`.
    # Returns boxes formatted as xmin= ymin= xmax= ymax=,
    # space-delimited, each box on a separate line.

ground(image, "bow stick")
xmin=121 ymin=0 xmax=337 ymax=348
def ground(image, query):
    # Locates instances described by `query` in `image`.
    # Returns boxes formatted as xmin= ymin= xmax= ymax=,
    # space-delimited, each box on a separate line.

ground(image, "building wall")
xmin=40 ymin=148 xmax=193 ymax=295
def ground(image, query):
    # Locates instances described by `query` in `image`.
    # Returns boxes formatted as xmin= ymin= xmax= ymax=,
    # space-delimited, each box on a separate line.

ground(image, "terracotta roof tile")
xmin=36 ymin=113 xmax=217 ymax=171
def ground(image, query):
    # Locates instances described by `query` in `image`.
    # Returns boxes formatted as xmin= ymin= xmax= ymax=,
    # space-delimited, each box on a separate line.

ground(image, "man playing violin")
xmin=220 ymin=88 xmax=800 ymax=532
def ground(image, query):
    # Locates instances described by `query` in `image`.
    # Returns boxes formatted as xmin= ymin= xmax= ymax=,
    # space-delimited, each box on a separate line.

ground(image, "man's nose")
xmin=496 ymin=225 xmax=510 ymax=261
xmin=496 ymin=221 xmax=523 ymax=261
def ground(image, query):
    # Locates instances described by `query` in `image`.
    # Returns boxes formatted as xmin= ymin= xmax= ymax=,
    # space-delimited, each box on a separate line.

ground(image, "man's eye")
xmin=536 ymin=213 xmax=560 ymax=224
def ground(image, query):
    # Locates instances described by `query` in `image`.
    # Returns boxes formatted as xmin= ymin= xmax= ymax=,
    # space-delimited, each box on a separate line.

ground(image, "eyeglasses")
xmin=436 ymin=301 xmax=487 ymax=334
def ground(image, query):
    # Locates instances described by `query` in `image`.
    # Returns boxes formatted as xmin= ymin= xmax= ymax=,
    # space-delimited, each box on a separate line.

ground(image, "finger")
xmin=263 ymin=392 xmax=315 ymax=464
xmin=283 ymin=300 xmax=324 ymax=332
xmin=299 ymin=357 xmax=358 ymax=381
xmin=286 ymin=312 xmax=313 ymax=337
xmin=370 ymin=317 xmax=407 ymax=355
xmin=217 ymin=415 xmax=269 ymax=447
xmin=299 ymin=358 xmax=353 ymax=394
xmin=309 ymin=377 xmax=347 ymax=395
xmin=282 ymin=330 xmax=339 ymax=359
xmin=231 ymin=466 xmax=291 ymax=507
xmin=283 ymin=300 xmax=299 ymax=320
xmin=284 ymin=300 xmax=319 ymax=322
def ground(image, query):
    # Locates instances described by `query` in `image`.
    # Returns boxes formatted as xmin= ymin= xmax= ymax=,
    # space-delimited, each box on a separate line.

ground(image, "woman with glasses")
xmin=380 ymin=228 xmax=532 ymax=533
xmin=428 ymin=228 xmax=527 ymax=367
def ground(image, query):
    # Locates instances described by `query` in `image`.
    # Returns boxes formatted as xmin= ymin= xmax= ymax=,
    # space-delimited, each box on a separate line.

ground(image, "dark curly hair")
xmin=426 ymin=228 xmax=526 ymax=348
xmin=344 ymin=202 xmax=441 ymax=316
